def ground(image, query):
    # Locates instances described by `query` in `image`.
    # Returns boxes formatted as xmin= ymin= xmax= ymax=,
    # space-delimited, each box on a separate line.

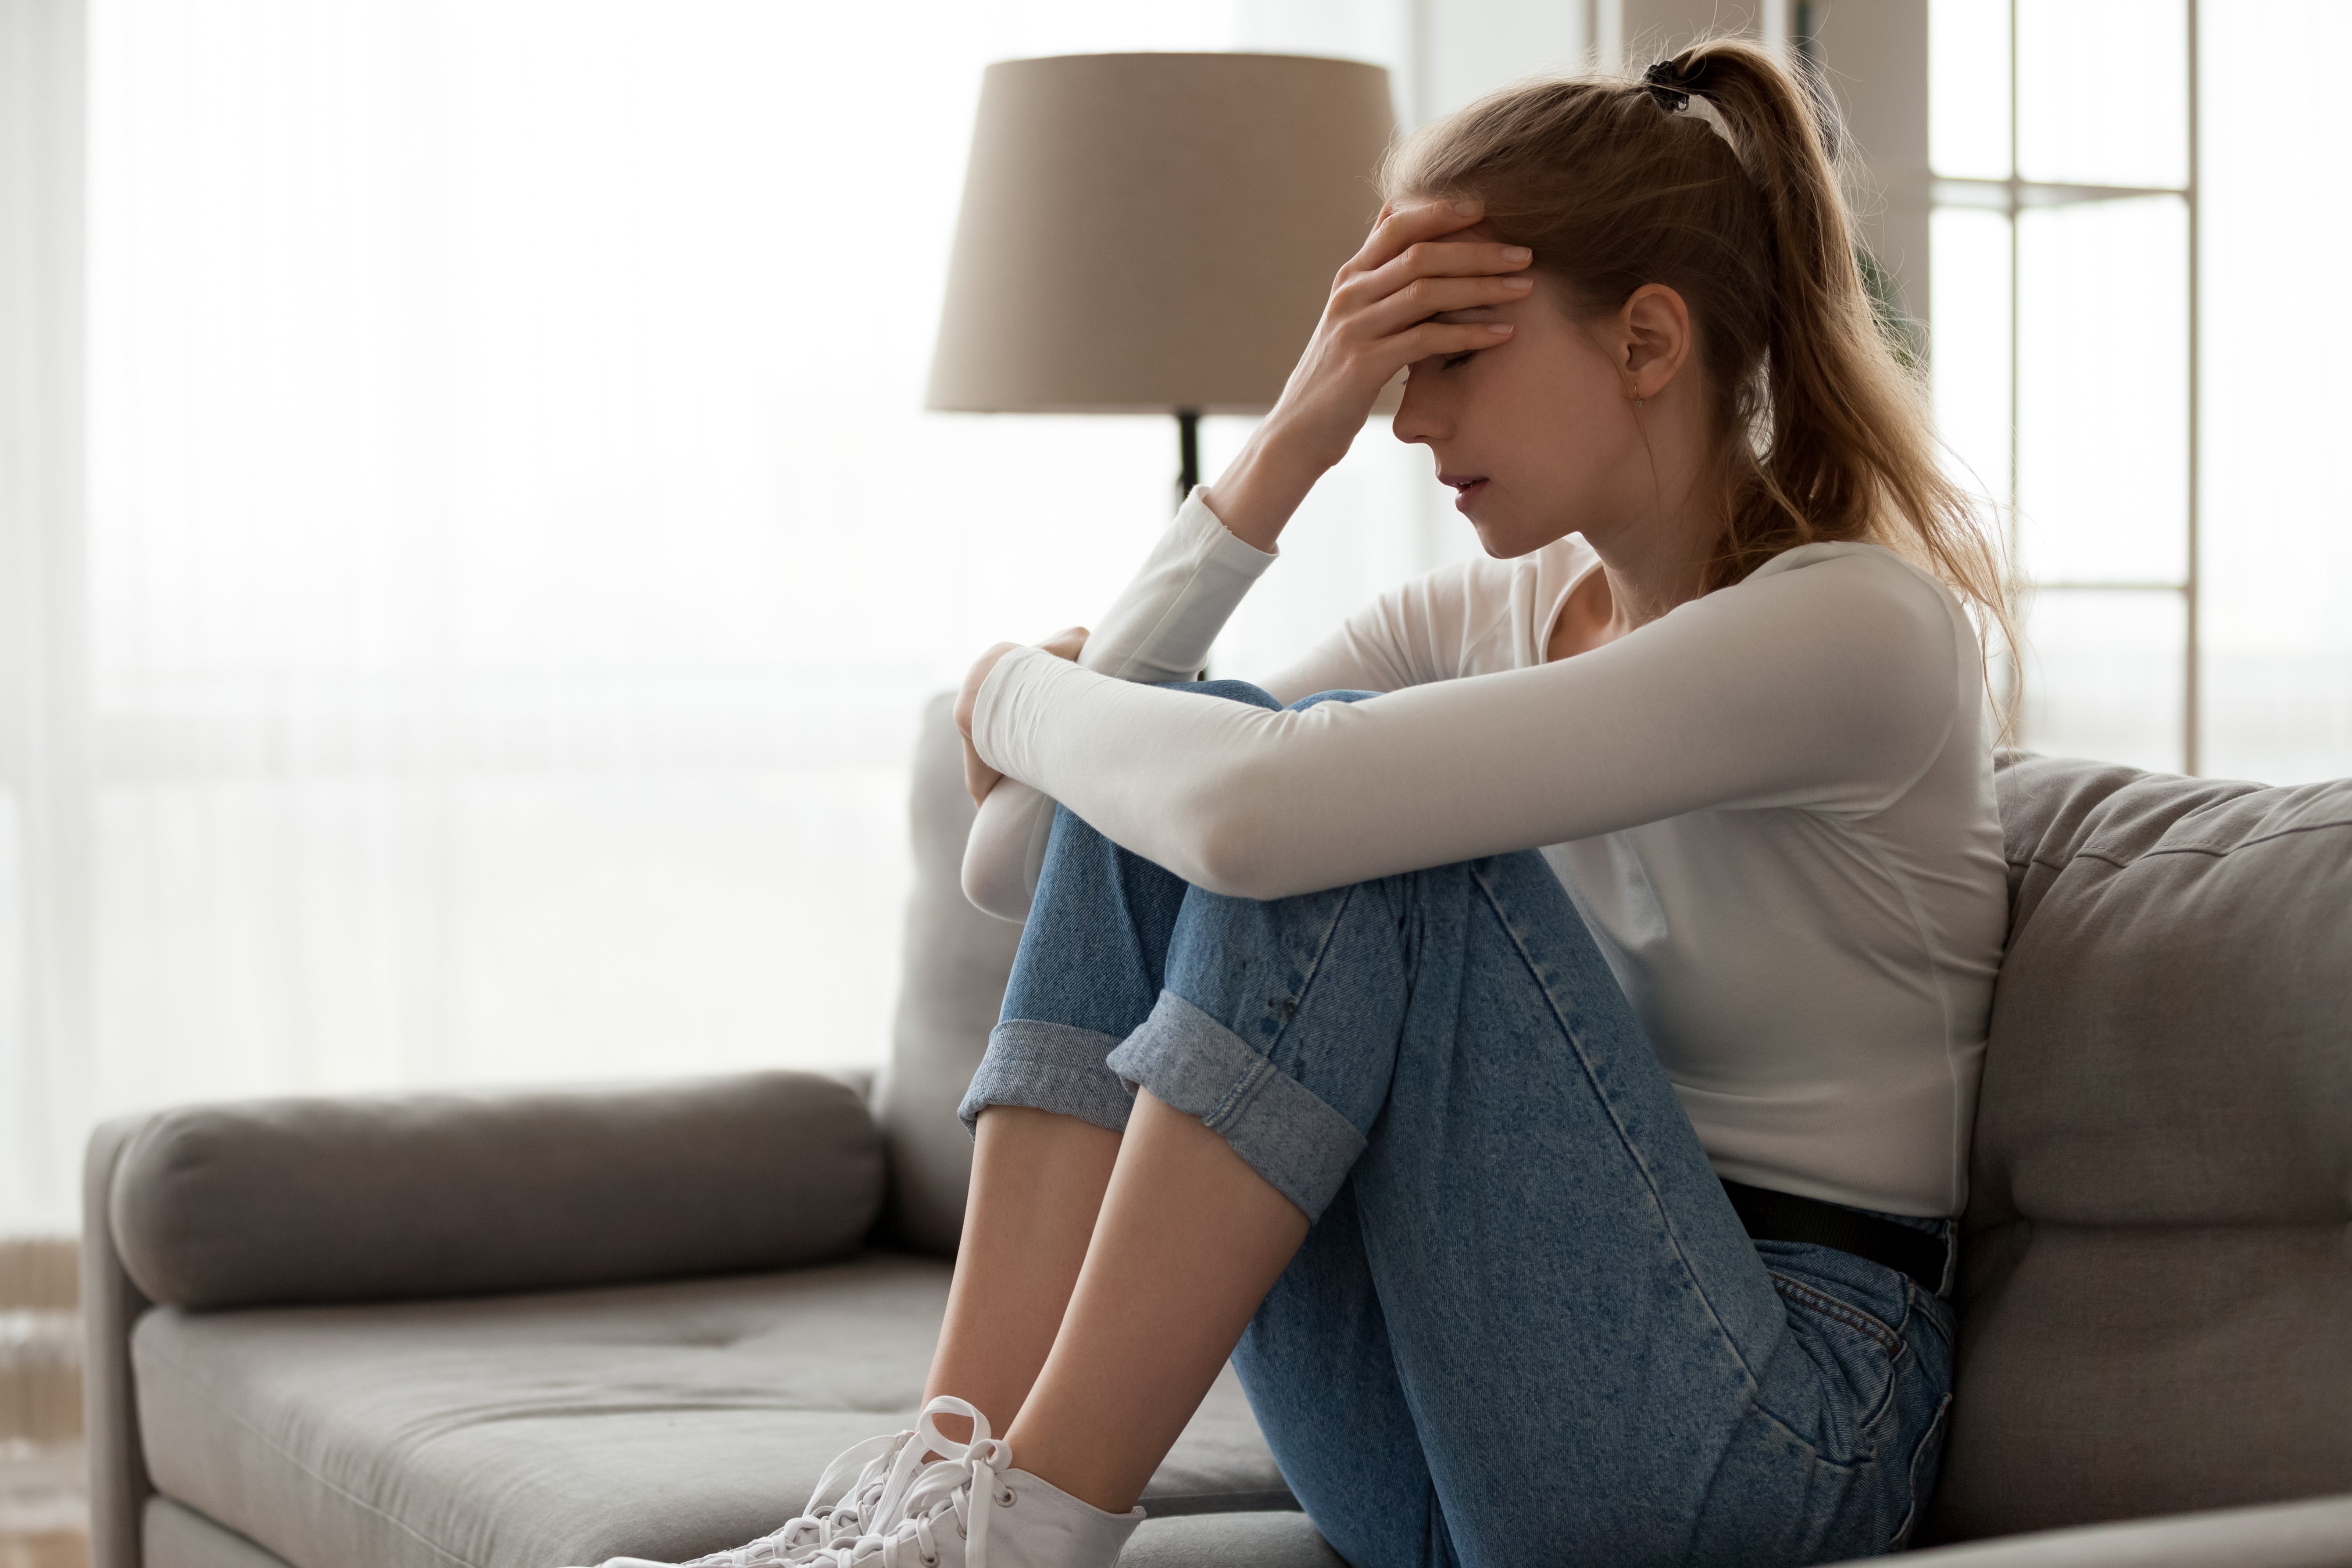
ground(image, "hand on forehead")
xmin=1382 ymin=204 xmax=1536 ymax=325
xmin=1380 ymin=196 xmax=1503 ymax=243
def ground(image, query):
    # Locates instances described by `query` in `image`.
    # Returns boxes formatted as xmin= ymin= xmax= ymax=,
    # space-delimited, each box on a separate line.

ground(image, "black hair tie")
xmin=1643 ymin=58 xmax=1694 ymax=114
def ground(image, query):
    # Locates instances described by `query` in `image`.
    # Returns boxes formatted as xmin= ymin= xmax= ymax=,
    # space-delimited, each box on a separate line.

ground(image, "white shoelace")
xmin=805 ymin=1398 xmax=1013 ymax=1568
xmin=681 ymin=1427 xmax=928 ymax=1566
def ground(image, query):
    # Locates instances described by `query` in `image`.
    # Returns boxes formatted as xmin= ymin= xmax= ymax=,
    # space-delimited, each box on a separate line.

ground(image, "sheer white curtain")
xmin=6 ymin=0 xmax=1603 ymax=1235
xmin=2198 ymin=0 xmax=2352 ymax=784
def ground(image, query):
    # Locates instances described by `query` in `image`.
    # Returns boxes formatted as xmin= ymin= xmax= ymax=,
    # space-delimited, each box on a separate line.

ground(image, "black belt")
xmin=1721 ymin=1180 xmax=1948 ymax=1297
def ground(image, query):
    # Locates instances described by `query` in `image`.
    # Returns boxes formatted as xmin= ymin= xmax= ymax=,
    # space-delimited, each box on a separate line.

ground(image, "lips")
xmin=1439 ymin=473 xmax=1489 ymax=509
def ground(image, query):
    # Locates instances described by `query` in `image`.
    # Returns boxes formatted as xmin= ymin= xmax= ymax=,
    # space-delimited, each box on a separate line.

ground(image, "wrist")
xmin=1206 ymin=421 xmax=1330 ymax=551
xmin=956 ymin=641 xmax=1024 ymax=745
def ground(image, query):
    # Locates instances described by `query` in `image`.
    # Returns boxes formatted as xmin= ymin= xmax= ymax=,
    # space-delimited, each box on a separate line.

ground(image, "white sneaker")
xmin=592 ymin=1423 xmax=931 ymax=1568
xmin=797 ymin=1396 xmax=1143 ymax=1568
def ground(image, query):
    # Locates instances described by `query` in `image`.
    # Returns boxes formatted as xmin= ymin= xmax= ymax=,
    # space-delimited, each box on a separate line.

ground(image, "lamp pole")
xmin=1175 ymin=408 xmax=1201 ymax=511
xmin=1176 ymin=408 xmax=1206 ymax=678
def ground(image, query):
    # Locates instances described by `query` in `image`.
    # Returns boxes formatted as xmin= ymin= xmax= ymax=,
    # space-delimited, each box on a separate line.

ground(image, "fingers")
xmin=1349 ymin=196 xmax=1490 ymax=275
xmin=1394 ymin=319 xmax=1517 ymax=364
xmin=1350 ymin=273 xmax=1533 ymax=339
xmin=1035 ymin=625 xmax=1090 ymax=662
xmin=1335 ymin=242 xmax=1533 ymax=327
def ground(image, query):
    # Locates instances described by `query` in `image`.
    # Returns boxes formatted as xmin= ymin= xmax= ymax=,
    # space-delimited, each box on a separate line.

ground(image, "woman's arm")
xmin=958 ymin=504 xmax=1478 ymax=920
xmin=1183 ymin=198 xmax=1533 ymax=553
xmin=971 ymin=548 xmax=1968 ymax=901
xmin=958 ymin=197 xmax=1537 ymax=919
xmin=960 ymin=493 xmax=1278 ymax=922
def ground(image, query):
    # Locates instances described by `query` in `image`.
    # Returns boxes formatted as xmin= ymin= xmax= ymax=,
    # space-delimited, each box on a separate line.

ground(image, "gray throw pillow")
xmin=872 ymin=693 xmax=1026 ymax=1256
xmin=111 ymin=1071 xmax=884 ymax=1310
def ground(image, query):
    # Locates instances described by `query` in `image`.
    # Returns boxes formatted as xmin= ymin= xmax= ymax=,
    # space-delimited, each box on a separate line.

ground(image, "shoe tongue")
xmin=900 ymin=1455 xmax=972 ymax=1517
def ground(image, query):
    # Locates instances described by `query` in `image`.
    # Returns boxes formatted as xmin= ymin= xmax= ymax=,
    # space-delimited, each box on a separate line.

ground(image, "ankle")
xmin=1000 ymin=1422 xmax=1140 ymax=1517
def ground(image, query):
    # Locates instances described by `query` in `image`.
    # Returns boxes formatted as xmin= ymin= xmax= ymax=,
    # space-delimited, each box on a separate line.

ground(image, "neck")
xmin=1545 ymin=476 xmax=1726 ymax=664
xmin=1589 ymin=462 xmax=1725 ymax=634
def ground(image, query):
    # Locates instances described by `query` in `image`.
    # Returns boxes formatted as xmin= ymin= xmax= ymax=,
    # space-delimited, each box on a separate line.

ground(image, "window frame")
xmin=1929 ymin=0 xmax=2203 ymax=771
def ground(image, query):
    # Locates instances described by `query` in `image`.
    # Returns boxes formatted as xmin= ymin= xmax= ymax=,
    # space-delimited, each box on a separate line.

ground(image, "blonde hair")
xmin=1383 ymin=38 xmax=2016 ymax=668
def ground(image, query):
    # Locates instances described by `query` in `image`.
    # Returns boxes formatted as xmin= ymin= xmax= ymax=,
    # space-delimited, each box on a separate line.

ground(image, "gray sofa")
xmin=82 ymin=696 xmax=2352 ymax=1568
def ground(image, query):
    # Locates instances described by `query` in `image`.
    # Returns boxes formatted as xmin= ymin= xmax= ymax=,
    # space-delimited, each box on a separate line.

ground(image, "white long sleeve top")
xmin=964 ymin=491 xmax=2008 ymax=1217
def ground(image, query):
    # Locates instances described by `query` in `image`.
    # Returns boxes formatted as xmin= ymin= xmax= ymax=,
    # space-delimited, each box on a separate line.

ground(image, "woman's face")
xmin=1390 ymin=265 xmax=1691 ymax=562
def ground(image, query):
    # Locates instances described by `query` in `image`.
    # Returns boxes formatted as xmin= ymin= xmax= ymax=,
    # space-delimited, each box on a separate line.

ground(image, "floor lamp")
xmin=926 ymin=52 xmax=1397 ymax=511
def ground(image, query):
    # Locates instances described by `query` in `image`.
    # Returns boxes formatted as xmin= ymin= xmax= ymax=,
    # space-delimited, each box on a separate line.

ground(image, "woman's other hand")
xmin=957 ymin=627 xmax=1089 ymax=806
xmin=1205 ymin=199 xmax=1533 ymax=551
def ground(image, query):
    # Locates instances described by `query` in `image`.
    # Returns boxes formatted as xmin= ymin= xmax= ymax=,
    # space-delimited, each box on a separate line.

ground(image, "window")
xmin=1930 ymin=0 xmax=2352 ymax=781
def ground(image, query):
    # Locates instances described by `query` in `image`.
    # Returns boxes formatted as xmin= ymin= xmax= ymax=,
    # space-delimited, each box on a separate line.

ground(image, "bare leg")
xmin=922 ymin=1105 xmax=1122 ymax=1441
xmin=1005 ymin=1089 xmax=1309 ymax=1512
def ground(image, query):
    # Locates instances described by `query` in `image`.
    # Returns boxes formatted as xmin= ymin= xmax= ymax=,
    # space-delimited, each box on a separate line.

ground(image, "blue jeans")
xmin=958 ymin=681 xmax=1956 ymax=1568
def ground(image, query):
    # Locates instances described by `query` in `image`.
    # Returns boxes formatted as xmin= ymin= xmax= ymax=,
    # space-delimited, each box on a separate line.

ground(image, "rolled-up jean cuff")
xmin=958 ymin=1020 xmax=1135 ymax=1137
xmin=1104 ymin=991 xmax=1366 ymax=1222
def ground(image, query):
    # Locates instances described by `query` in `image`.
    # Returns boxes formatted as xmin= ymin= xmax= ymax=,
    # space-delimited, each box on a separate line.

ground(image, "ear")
xmin=1616 ymin=283 xmax=1693 ymax=401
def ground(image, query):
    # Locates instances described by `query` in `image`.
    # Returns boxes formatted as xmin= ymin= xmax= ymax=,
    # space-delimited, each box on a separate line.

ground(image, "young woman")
xmin=626 ymin=36 xmax=2011 ymax=1568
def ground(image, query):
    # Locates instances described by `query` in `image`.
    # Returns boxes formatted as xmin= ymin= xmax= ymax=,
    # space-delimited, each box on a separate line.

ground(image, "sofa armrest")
xmin=105 ymin=1071 xmax=884 ymax=1312
xmin=1832 ymin=1493 xmax=2352 ymax=1567
xmin=84 ymin=1116 xmax=160 ymax=1568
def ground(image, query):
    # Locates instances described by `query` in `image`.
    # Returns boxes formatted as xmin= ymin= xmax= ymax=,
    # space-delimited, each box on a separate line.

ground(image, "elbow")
xmin=961 ymin=782 xmax=1046 ymax=924
xmin=961 ymin=848 xmax=1033 ymax=925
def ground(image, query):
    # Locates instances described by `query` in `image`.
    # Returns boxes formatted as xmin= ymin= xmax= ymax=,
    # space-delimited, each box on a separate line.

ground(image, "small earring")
xmin=1633 ymin=397 xmax=1646 ymax=409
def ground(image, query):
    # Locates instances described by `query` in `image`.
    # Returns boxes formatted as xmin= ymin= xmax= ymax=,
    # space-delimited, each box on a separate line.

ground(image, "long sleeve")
xmin=960 ymin=491 xmax=1278 ymax=920
xmin=970 ymin=544 xmax=1967 ymax=902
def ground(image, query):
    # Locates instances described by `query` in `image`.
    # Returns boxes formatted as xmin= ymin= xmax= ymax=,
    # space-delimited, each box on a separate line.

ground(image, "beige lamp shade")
xmin=926 ymin=53 xmax=1397 ymax=416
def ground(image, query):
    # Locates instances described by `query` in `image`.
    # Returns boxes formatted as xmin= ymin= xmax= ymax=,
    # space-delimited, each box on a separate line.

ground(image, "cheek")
xmin=1490 ymin=355 xmax=1622 ymax=477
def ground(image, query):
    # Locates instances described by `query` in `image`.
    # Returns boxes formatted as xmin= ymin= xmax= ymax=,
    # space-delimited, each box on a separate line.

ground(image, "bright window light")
xmin=2014 ymin=195 xmax=2188 ymax=586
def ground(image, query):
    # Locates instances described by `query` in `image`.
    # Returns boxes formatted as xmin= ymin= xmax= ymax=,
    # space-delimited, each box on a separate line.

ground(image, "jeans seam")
xmin=1469 ymin=859 xmax=1766 ymax=1393
xmin=1766 ymin=1269 xmax=1903 ymax=1356
xmin=1250 ymin=882 xmax=1362 ymax=1072
xmin=1203 ymin=1054 xmax=1277 ymax=1135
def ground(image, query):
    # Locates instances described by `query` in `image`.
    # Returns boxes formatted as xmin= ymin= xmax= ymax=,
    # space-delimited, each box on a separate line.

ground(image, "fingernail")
xmin=1501 ymin=246 xmax=1532 ymax=263
xmin=1502 ymin=275 xmax=1533 ymax=290
xmin=1487 ymin=323 xmax=1514 ymax=334
xmin=1452 ymin=199 xmax=1483 ymax=215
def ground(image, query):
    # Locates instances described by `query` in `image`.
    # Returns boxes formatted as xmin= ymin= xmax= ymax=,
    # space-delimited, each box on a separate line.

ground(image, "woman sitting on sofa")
xmin=641 ymin=36 xmax=2011 ymax=1568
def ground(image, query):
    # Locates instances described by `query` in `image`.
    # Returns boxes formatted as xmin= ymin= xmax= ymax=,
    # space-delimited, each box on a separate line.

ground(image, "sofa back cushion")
xmin=111 ymin=1071 xmax=883 ymax=1310
xmin=1929 ymin=754 xmax=2352 ymax=1539
xmin=872 ymin=694 xmax=1025 ymax=1256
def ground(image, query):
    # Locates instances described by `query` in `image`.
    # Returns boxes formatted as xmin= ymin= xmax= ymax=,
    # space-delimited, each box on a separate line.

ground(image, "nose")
xmin=1391 ymin=365 xmax=1446 ymax=446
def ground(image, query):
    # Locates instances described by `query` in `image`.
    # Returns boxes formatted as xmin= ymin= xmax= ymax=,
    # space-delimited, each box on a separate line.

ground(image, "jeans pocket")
xmin=1891 ymin=1391 xmax=1953 ymax=1550
xmin=1763 ymin=1266 xmax=1903 ymax=1454
xmin=1735 ymin=1249 xmax=1955 ymax=1559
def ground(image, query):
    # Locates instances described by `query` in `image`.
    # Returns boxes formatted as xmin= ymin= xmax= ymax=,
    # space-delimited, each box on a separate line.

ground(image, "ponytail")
xmin=1384 ymin=38 xmax=2017 ymax=683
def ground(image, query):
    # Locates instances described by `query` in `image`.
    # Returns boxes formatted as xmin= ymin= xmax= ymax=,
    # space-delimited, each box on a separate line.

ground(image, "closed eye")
xmin=1441 ymin=351 xmax=1477 ymax=370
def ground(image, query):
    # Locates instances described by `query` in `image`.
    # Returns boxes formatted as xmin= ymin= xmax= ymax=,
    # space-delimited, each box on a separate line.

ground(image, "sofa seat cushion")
xmin=146 ymin=1496 xmax=1342 ymax=1568
xmin=131 ymin=1252 xmax=1294 ymax=1568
